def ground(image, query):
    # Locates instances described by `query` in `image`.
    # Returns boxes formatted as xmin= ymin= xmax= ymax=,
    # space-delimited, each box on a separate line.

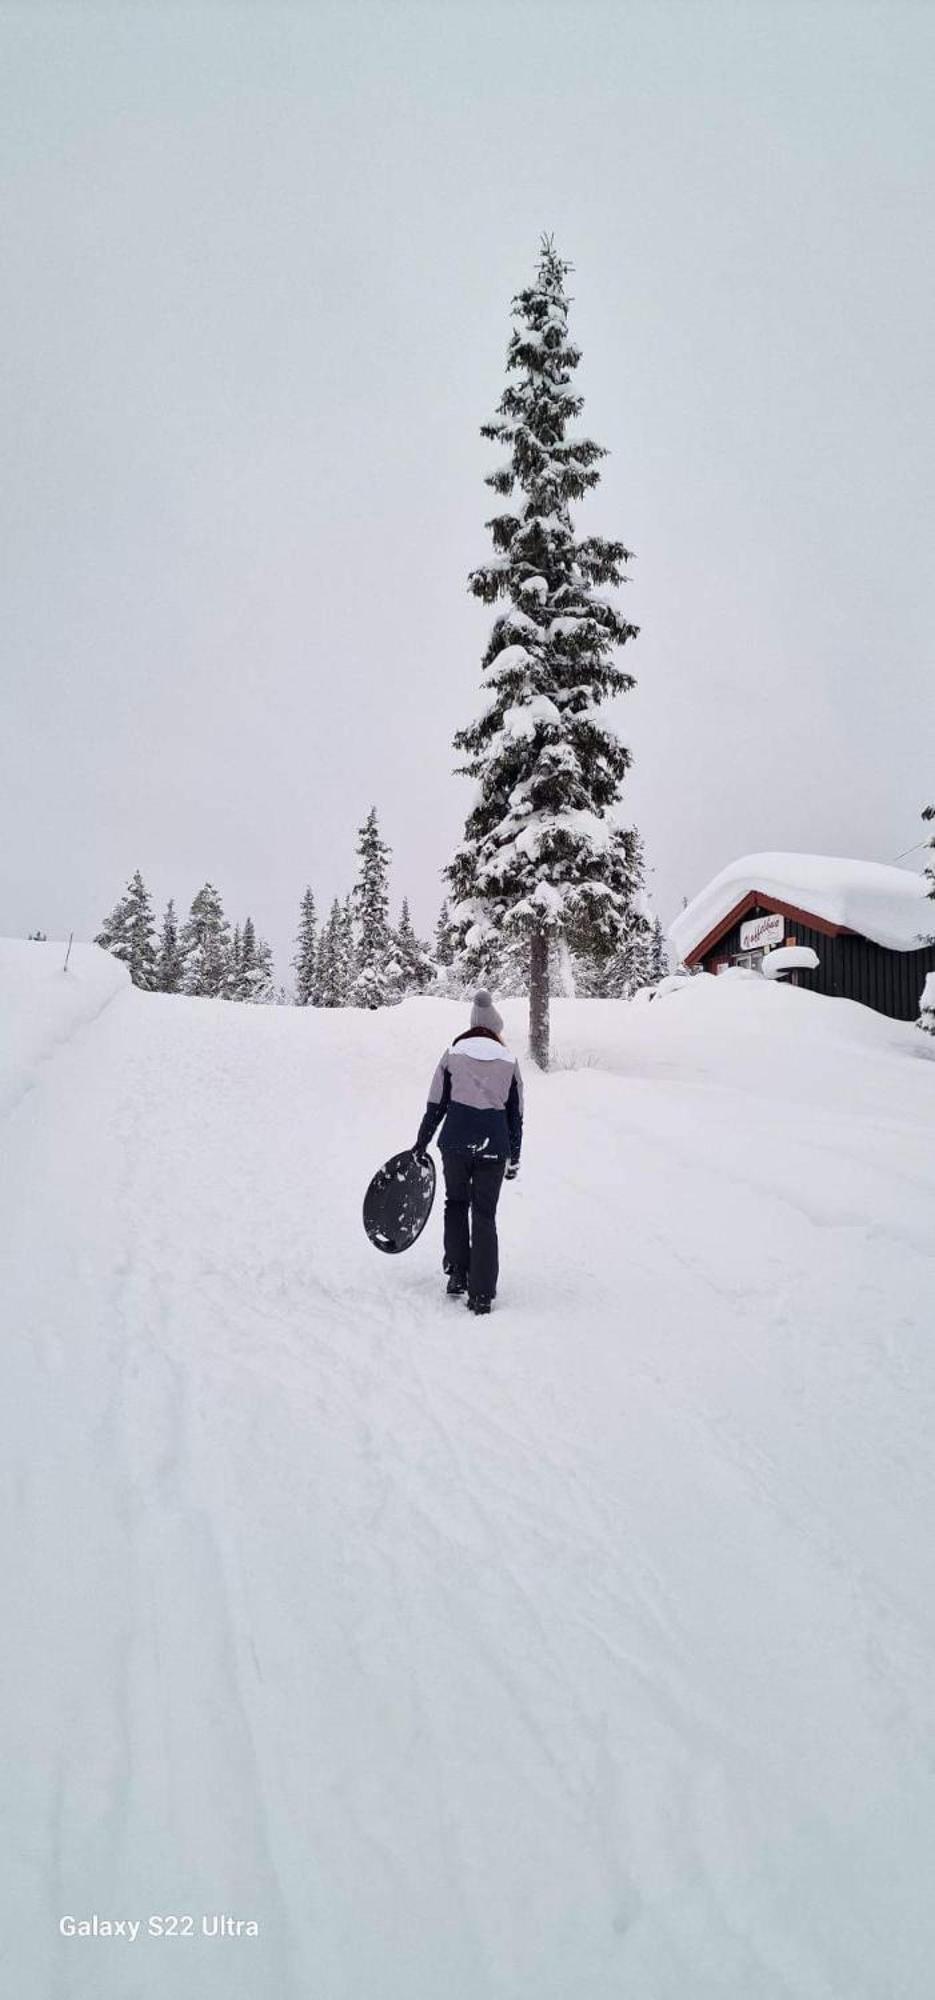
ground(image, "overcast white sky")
xmin=2 ymin=0 xmax=933 ymax=978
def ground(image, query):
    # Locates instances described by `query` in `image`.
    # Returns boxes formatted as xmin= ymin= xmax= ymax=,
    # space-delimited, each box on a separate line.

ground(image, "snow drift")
xmin=0 ymin=937 xmax=128 ymax=1117
xmin=2 ymin=951 xmax=935 ymax=1999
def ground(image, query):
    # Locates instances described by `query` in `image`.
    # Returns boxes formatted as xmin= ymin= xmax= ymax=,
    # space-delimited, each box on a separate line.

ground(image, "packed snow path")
xmin=2 ymin=944 xmax=935 ymax=1999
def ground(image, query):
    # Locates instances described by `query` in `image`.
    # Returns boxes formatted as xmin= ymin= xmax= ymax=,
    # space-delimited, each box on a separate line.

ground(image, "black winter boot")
xmin=467 ymin=1295 xmax=493 ymax=1315
xmin=446 ymin=1270 xmax=468 ymax=1297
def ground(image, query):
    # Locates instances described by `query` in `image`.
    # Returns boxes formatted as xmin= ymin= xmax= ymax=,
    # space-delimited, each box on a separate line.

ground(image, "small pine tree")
xmin=227 ymin=923 xmax=243 ymax=1000
xmin=435 ymin=900 xmax=457 ymax=968
xmin=574 ymin=891 xmax=654 ymax=999
xmin=446 ymin=239 xmax=640 ymax=1068
xmin=254 ymin=936 xmax=275 ymax=1003
xmin=341 ymin=896 xmax=357 ymax=1002
xmin=236 ymin=918 xmax=253 ymax=999
xmin=293 ymin=887 xmax=318 ymax=1006
xmin=315 ymin=900 xmax=344 ymax=1007
xmin=625 ymin=916 xmax=654 ymax=995
xmin=180 ymin=882 xmax=230 ymax=998
xmin=352 ymin=808 xmax=393 ymax=1009
xmin=432 ymin=898 xmax=470 ymax=995
xmin=96 ymin=870 xmax=157 ymax=989
xmin=155 ymin=899 xmax=185 ymax=994
xmin=393 ymin=898 xmax=434 ymax=997
xmin=240 ymin=919 xmax=274 ymax=1003
xmin=648 ymin=914 xmax=668 ymax=984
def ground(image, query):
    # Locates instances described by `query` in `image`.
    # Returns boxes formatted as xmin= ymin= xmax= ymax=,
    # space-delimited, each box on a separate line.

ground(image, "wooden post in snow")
xmin=529 ymin=929 xmax=550 ymax=1071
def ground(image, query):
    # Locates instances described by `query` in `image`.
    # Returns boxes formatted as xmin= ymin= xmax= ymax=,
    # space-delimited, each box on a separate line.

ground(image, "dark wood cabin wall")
xmin=700 ymin=900 xmax=935 ymax=1022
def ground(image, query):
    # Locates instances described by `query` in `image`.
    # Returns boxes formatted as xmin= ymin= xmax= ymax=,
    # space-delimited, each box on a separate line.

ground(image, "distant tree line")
xmin=93 ymin=801 xmax=667 ymax=1011
xmin=95 ymin=873 xmax=278 ymax=1001
xmin=94 ymin=808 xmax=435 ymax=1008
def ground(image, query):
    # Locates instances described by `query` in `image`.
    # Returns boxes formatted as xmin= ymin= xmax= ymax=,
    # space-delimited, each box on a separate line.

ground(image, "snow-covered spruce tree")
xmin=293 ymin=887 xmax=318 ymax=1006
xmin=446 ymin=239 xmax=640 ymax=1068
xmin=239 ymin=917 xmax=274 ymax=1003
xmin=352 ymin=808 xmax=393 ymax=1009
xmin=593 ymin=842 xmax=656 ymax=997
xmin=920 ymin=805 xmax=935 ymax=1035
xmin=394 ymin=899 xmax=434 ymax=996
xmin=341 ymin=896 xmax=357 ymax=1002
xmin=229 ymin=916 xmax=270 ymax=1003
xmin=96 ymin=870 xmax=157 ymax=989
xmin=315 ymin=900 xmax=343 ymax=1007
xmin=432 ymin=899 xmax=470 ymax=995
xmin=180 ymin=882 xmax=230 ymax=998
xmin=228 ymin=924 xmax=243 ymax=1000
xmin=648 ymin=914 xmax=669 ymax=984
xmin=435 ymin=899 xmax=456 ymax=969
xmin=155 ymin=898 xmax=185 ymax=994
xmin=576 ymin=910 xmax=651 ymax=999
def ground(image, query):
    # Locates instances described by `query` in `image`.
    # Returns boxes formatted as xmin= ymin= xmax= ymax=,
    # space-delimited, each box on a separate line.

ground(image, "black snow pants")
xmin=442 ymin=1153 xmax=507 ymax=1301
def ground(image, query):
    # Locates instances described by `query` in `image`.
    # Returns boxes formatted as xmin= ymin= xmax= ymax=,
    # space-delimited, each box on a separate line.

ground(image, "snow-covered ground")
xmin=2 ymin=943 xmax=935 ymax=1999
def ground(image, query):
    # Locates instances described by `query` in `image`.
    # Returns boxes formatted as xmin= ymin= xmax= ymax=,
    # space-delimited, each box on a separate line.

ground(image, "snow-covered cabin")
xmin=669 ymin=854 xmax=935 ymax=1022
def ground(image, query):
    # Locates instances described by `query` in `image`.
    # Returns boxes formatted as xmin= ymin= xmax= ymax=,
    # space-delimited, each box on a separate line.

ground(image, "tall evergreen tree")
xmin=96 ymin=870 xmax=157 ymax=989
xmin=446 ymin=239 xmax=640 ymax=1067
xmin=352 ymin=808 xmax=393 ymax=1008
xmin=155 ymin=898 xmax=184 ymax=994
xmin=293 ymin=887 xmax=318 ymax=1006
xmin=180 ymin=882 xmax=230 ymax=998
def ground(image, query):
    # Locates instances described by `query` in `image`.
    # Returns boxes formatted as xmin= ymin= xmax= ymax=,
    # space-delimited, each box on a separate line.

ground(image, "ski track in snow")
xmin=2 ymin=956 xmax=935 ymax=1997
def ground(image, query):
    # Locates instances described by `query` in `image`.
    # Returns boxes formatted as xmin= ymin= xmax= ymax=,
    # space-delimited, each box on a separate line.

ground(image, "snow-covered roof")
xmin=669 ymin=853 xmax=934 ymax=961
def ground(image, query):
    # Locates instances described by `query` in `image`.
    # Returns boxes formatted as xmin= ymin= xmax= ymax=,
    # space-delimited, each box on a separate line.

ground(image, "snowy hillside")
xmin=2 ymin=946 xmax=935 ymax=2000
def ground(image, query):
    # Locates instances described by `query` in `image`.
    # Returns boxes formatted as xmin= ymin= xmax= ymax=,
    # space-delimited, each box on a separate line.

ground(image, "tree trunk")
xmin=529 ymin=929 xmax=550 ymax=1070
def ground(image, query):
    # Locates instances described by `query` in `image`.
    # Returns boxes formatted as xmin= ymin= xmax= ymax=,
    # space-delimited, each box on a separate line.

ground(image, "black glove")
xmin=505 ymin=1160 xmax=520 ymax=1182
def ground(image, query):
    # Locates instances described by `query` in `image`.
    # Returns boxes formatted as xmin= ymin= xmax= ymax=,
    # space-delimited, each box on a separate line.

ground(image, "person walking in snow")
xmin=414 ymin=990 xmax=523 ymax=1315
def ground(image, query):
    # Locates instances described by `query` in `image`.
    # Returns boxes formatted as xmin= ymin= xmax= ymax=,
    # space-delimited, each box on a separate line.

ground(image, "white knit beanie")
xmin=470 ymin=989 xmax=504 ymax=1035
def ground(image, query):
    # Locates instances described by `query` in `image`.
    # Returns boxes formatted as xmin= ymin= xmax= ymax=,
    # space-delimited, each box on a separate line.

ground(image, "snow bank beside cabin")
xmin=670 ymin=852 xmax=932 ymax=961
xmin=546 ymin=964 xmax=932 ymax=1111
xmin=0 ymin=938 xmax=128 ymax=1116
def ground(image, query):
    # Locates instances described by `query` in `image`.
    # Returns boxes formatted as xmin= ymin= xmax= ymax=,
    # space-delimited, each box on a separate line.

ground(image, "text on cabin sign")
xmin=739 ymin=912 xmax=784 ymax=952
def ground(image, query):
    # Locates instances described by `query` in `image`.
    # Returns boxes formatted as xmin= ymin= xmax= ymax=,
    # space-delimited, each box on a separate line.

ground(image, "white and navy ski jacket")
xmin=416 ymin=1028 xmax=523 ymax=1164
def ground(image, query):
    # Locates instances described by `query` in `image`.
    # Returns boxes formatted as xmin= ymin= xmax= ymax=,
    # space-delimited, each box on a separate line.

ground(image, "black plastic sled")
xmin=362 ymin=1149 xmax=437 ymax=1255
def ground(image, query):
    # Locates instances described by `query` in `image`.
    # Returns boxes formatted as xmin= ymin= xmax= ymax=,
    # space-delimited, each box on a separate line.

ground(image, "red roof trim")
xmin=686 ymin=891 xmax=849 ymax=967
